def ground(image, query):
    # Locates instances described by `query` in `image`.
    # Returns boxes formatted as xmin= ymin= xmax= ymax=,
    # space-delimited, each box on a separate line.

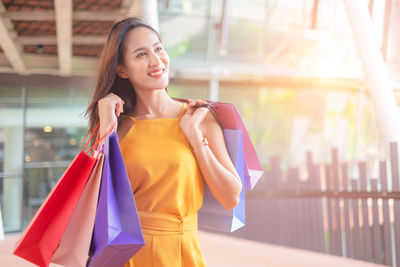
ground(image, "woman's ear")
xmin=116 ymin=64 xmax=129 ymax=79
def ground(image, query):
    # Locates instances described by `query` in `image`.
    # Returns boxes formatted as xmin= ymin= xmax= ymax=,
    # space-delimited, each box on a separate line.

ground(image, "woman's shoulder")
xmin=117 ymin=115 xmax=135 ymax=142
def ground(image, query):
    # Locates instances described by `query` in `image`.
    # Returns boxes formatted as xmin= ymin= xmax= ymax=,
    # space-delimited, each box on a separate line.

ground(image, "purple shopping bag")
xmin=199 ymin=129 xmax=246 ymax=232
xmin=88 ymin=131 xmax=145 ymax=267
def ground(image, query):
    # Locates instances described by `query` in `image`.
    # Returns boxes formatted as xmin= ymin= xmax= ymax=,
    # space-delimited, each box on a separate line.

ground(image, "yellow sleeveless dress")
xmin=119 ymin=103 xmax=207 ymax=267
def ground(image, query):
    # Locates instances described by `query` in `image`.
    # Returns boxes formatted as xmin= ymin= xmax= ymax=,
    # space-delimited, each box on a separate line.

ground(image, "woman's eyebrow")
xmin=132 ymin=42 xmax=161 ymax=54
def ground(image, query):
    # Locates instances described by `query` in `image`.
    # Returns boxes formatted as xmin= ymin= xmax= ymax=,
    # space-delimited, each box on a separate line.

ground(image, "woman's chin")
xmin=151 ymin=80 xmax=169 ymax=90
xmin=146 ymin=83 xmax=169 ymax=91
xmin=134 ymin=78 xmax=169 ymax=91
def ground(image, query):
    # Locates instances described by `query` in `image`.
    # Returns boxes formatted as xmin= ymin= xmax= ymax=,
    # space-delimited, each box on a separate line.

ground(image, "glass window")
xmin=219 ymin=82 xmax=382 ymax=169
xmin=0 ymin=86 xmax=24 ymax=232
xmin=168 ymin=81 xmax=209 ymax=100
xmin=22 ymin=86 xmax=90 ymax=229
xmin=159 ymin=0 xmax=210 ymax=16
xmin=216 ymin=20 xmax=263 ymax=62
xmin=160 ymin=13 xmax=210 ymax=62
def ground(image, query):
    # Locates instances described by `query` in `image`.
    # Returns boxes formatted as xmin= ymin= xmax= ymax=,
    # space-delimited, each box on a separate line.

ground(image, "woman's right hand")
xmin=97 ymin=93 xmax=124 ymax=138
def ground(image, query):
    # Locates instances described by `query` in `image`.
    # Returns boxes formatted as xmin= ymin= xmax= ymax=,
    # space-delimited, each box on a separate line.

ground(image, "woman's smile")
xmin=148 ymin=68 xmax=165 ymax=78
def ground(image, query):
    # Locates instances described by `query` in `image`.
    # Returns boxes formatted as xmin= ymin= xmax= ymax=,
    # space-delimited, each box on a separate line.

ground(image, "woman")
xmin=86 ymin=17 xmax=242 ymax=267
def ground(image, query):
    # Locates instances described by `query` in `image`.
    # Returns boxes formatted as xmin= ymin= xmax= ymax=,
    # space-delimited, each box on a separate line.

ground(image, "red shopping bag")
xmin=13 ymin=126 xmax=100 ymax=267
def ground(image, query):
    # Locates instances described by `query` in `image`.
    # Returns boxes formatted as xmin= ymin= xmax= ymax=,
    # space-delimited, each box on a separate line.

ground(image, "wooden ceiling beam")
xmin=54 ymin=0 xmax=72 ymax=75
xmin=0 ymin=2 xmax=25 ymax=73
xmin=0 ymin=54 xmax=99 ymax=76
xmin=5 ymin=10 xmax=120 ymax=21
xmin=17 ymin=36 xmax=107 ymax=45
xmin=120 ymin=0 xmax=134 ymax=18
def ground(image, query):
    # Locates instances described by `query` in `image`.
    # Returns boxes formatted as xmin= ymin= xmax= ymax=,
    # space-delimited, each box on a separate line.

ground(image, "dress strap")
xmin=179 ymin=103 xmax=187 ymax=118
xmin=120 ymin=114 xmax=136 ymax=123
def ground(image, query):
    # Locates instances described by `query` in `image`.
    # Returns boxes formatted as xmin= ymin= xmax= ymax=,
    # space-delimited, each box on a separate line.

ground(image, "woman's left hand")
xmin=179 ymin=99 xmax=209 ymax=146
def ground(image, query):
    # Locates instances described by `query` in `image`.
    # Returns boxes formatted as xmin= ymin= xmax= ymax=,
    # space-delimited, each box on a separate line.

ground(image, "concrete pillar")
xmin=209 ymin=69 xmax=219 ymax=101
xmin=343 ymin=0 xmax=400 ymax=144
xmin=388 ymin=0 xmax=400 ymax=62
xmin=0 ymin=204 xmax=4 ymax=240
xmin=127 ymin=0 xmax=159 ymax=31
xmin=3 ymin=127 xmax=23 ymax=231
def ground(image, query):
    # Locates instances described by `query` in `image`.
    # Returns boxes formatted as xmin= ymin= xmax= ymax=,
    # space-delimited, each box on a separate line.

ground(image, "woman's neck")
xmin=132 ymin=88 xmax=177 ymax=117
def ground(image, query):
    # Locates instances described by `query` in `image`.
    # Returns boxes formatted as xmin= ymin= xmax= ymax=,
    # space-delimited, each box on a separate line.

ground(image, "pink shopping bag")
xmin=51 ymin=153 xmax=104 ymax=267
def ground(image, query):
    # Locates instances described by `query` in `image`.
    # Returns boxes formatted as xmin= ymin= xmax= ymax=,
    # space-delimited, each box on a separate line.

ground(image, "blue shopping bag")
xmin=88 ymin=131 xmax=145 ymax=267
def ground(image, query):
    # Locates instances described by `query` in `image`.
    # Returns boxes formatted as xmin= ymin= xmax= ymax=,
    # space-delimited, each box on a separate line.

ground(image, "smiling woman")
xmin=85 ymin=17 xmax=242 ymax=267
xmin=115 ymin=27 xmax=169 ymax=101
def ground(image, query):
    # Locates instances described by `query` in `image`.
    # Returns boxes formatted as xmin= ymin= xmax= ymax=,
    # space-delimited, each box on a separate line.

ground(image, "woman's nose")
xmin=149 ymin=52 xmax=162 ymax=66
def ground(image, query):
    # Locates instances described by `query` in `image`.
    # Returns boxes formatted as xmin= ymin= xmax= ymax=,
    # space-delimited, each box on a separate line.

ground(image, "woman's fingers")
xmin=186 ymin=100 xmax=208 ymax=116
xmin=102 ymin=93 xmax=125 ymax=117
xmin=115 ymin=99 xmax=124 ymax=117
xmin=187 ymin=99 xmax=207 ymax=109
xmin=194 ymin=99 xmax=208 ymax=107
xmin=195 ymin=104 xmax=209 ymax=118
xmin=184 ymin=99 xmax=209 ymax=121
xmin=98 ymin=93 xmax=124 ymax=133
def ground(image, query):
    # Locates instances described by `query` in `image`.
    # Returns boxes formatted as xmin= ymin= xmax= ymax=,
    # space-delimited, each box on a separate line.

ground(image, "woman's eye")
xmin=137 ymin=52 xmax=146 ymax=58
xmin=155 ymin=47 xmax=163 ymax=52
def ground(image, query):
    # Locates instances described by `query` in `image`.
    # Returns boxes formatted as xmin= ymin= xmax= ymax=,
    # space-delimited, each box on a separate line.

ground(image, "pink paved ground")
xmin=1 ymin=231 xmax=385 ymax=267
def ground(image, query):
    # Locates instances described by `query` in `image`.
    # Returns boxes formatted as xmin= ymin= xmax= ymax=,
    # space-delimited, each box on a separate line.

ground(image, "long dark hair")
xmin=85 ymin=17 xmax=161 ymax=141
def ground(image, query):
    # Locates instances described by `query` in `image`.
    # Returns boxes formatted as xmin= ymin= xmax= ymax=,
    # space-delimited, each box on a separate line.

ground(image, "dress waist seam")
xmin=138 ymin=210 xmax=198 ymax=234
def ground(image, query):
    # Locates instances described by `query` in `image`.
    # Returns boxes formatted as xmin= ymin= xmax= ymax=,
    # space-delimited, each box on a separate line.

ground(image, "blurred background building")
xmin=1 ymin=0 xmax=400 ymax=266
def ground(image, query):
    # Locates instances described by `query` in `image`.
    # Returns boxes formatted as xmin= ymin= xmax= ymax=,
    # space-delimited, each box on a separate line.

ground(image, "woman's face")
xmin=118 ymin=26 xmax=169 ymax=91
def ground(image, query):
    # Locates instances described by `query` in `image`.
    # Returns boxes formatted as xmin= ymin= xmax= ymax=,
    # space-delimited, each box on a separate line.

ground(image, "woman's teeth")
xmin=149 ymin=69 xmax=163 ymax=76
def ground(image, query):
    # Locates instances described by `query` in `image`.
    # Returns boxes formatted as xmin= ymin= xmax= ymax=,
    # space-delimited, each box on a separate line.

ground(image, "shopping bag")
xmin=198 ymin=129 xmax=246 ymax=232
xmin=205 ymin=101 xmax=263 ymax=189
xmin=88 ymin=131 xmax=145 ymax=267
xmin=174 ymin=98 xmax=264 ymax=190
xmin=13 ymin=137 xmax=99 ymax=267
xmin=51 ymin=153 xmax=104 ymax=267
